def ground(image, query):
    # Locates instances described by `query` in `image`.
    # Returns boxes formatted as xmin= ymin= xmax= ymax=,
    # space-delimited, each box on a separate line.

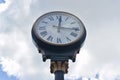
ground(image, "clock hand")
xmin=61 ymin=27 xmax=80 ymax=31
xmin=53 ymin=25 xmax=79 ymax=31
xmin=57 ymin=16 xmax=62 ymax=33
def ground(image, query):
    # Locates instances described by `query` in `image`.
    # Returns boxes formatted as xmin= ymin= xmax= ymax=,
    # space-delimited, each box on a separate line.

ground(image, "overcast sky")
xmin=0 ymin=0 xmax=120 ymax=80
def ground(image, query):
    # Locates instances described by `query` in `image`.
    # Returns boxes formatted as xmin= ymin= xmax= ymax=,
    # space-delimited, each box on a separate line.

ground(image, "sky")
xmin=0 ymin=0 xmax=120 ymax=80
xmin=0 ymin=0 xmax=5 ymax=4
xmin=0 ymin=65 xmax=18 ymax=80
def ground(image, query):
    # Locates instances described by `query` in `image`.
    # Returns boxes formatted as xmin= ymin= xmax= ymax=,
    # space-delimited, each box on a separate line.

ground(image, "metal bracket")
xmin=50 ymin=61 xmax=69 ymax=74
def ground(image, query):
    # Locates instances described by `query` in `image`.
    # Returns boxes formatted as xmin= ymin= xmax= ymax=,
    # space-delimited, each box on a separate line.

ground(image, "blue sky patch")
xmin=0 ymin=0 xmax=5 ymax=4
xmin=0 ymin=65 xmax=18 ymax=80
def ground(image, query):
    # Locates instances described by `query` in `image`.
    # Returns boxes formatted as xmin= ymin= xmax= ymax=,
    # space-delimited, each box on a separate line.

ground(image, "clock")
xmin=32 ymin=11 xmax=86 ymax=53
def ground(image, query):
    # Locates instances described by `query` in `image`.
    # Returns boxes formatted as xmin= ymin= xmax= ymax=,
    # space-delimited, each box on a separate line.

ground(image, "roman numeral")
xmin=47 ymin=36 xmax=53 ymax=42
xmin=56 ymin=16 xmax=62 ymax=21
xmin=65 ymin=17 xmax=69 ymax=21
xmin=40 ymin=31 xmax=47 ymax=37
xmin=39 ymin=26 xmax=45 ymax=30
xmin=66 ymin=37 xmax=71 ymax=41
xmin=56 ymin=16 xmax=59 ymax=19
xmin=70 ymin=22 xmax=76 ymax=24
xmin=70 ymin=32 xmax=78 ymax=37
xmin=57 ymin=38 xmax=62 ymax=43
xmin=42 ymin=21 xmax=48 ymax=24
xmin=73 ymin=27 xmax=80 ymax=31
xmin=48 ymin=16 xmax=54 ymax=21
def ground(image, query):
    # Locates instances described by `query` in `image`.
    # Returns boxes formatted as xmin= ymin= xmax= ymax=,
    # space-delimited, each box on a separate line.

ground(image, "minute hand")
xmin=60 ymin=27 xmax=80 ymax=31
xmin=53 ymin=25 xmax=80 ymax=31
xmin=57 ymin=16 xmax=62 ymax=33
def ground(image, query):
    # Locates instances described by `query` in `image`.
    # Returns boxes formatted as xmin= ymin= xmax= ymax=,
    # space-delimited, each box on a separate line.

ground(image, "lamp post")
xmin=31 ymin=11 xmax=86 ymax=80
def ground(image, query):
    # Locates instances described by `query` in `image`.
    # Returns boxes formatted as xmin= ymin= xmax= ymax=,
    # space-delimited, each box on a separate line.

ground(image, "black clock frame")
xmin=31 ymin=11 xmax=86 ymax=61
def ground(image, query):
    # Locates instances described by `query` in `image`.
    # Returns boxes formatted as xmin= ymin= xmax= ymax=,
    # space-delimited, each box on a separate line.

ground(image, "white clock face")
xmin=34 ymin=12 xmax=84 ymax=45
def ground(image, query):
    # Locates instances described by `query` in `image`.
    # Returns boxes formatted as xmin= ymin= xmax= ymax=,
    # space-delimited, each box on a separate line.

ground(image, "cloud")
xmin=0 ymin=0 xmax=120 ymax=80
xmin=0 ymin=0 xmax=5 ymax=4
xmin=0 ymin=57 xmax=21 ymax=77
xmin=0 ymin=23 xmax=52 ymax=80
xmin=0 ymin=0 xmax=52 ymax=79
xmin=0 ymin=0 xmax=12 ymax=12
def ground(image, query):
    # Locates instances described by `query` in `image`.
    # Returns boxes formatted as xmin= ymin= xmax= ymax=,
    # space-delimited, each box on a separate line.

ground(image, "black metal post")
xmin=55 ymin=70 xmax=64 ymax=80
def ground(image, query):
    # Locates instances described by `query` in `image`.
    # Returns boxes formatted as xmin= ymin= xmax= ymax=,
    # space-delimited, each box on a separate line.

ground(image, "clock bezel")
xmin=32 ymin=11 xmax=86 ymax=47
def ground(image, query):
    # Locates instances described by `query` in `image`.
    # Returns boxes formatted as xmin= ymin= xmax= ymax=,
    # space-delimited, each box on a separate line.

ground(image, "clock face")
xmin=33 ymin=11 xmax=85 ymax=45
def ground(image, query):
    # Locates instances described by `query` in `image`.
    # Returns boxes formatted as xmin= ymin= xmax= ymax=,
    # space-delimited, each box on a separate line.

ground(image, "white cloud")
xmin=69 ymin=47 xmax=91 ymax=77
xmin=0 ymin=0 xmax=12 ymax=13
xmin=0 ymin=28 xmax=52 ymax=80
xmin=0 ymin=57 xmax=21 ymax=77
xmin=0 ymin=0 xmax=120 ymax=80
xmin=99 ymin=63 xmax=120 ymax=80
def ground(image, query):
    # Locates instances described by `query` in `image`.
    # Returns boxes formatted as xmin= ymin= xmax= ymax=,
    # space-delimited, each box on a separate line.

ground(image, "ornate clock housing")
xmin=32 ymin=11 xmax=86 ymax=61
